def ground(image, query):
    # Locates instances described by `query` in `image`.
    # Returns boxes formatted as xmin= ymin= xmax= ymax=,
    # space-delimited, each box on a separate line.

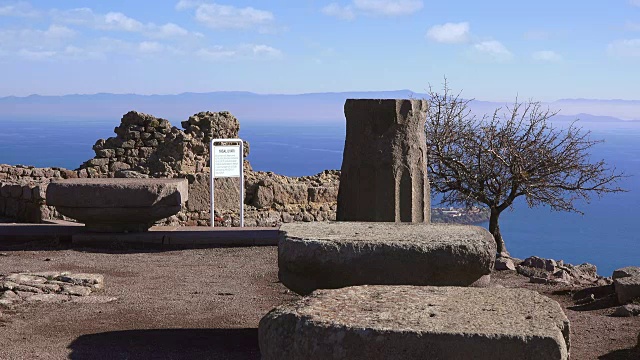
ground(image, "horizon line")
xmin=1 ymin=90 xmax=639 ymax=103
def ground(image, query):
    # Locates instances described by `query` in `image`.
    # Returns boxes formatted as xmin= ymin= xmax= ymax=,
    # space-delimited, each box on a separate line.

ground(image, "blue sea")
xmin=0 ymin=117 xmax=638 ymax=276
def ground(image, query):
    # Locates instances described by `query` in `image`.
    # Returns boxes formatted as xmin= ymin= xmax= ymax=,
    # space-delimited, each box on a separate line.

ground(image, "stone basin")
xmin=278 ymin=222 xmax=496 ymax=295
xmin=46 ymin=178 xmax=188 ymax=232
xmin=259 ymin=285 xmax=570 ymax=360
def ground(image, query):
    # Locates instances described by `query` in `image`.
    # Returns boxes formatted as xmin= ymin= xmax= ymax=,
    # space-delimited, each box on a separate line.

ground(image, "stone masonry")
xmin=0 ymin=271 xmax=116 ymax=312
xmin=337 ymin=99 xmax=430 ymax=222
xmin=0 ymin=111 xmax=340 ymax=227
xmin=0 ymin=164 xmax=75 ymax=223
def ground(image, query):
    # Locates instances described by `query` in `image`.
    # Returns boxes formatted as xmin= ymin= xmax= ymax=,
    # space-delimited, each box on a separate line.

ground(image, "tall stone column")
xmin=337 ymin=99 xmax=430 ymax=223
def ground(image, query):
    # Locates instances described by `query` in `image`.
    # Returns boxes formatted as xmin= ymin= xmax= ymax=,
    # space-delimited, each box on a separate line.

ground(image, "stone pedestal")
xmin=46 ymin=178 xmax=188 ymax=232
xmin=259 ymin=285 xmax=570 ymax=360
xmin=337 ymin=99 xmax=430 ymax=223
xmin=278 ymin=222 xmax=495 ymax=295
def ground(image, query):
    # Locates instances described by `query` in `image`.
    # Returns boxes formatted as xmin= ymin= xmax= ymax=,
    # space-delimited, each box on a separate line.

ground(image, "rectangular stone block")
xmin=22 ymin=185 xmax=33 ymax=200
xmin=89 ymin=158 xmax=109 ymax=167
xmin=308 ymin=186 xmax=338 ymax=203
xmin=260 ymin=286 xmax=570 ymax=360
xmin=24 ymin=203 xmax=43 ymax=223
xmin=186 ymin=173 xmax=241 ymax=214
xmin=9 ymin=184 xmax=23 ymax=198
xmin=273 ymin=184 xmax=308 ymax=205
xmin=5 ymin=198 xmax=18 ymax=217
xmin=32 ymin=184 xmax=48 ymax=201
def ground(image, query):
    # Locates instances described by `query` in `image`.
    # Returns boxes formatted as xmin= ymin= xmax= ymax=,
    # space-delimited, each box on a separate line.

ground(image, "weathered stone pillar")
xmin=337 ymin=99 xmax=430 ymax=223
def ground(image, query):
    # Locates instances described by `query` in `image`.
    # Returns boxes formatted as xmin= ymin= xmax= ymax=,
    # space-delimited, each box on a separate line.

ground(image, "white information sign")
xmin=210 ymin=139 xmax=244 ymax=228
xmin=213 ymin=146 xmax=241 ymax=178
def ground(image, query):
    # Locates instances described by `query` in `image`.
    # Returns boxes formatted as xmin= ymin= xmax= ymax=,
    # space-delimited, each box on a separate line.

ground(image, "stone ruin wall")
xmin=0 ymin=110 xmax=340 ymax=227
xmin=0 ymin=165 xmax=73 ymax=223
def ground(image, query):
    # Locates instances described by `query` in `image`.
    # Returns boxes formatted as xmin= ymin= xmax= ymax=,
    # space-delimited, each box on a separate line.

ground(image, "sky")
xmin=1 ymin=0 xmax=640 ymax=101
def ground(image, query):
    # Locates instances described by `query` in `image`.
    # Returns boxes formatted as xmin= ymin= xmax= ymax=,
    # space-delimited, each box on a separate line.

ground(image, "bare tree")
xmin=424 ymin=82 xmax=626 ymax=257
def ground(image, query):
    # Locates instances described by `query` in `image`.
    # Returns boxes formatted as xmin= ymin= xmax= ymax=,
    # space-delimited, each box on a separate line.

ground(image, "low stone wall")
xmin=0 ymin=164 xmax=339 ymax=227
xmin=0 ymin=110 xmax=484 ymax=227
xmin=164 ymin=170 xmax=340 ymax=227
xmin=0 ymin=165 xmax=79 ymax=223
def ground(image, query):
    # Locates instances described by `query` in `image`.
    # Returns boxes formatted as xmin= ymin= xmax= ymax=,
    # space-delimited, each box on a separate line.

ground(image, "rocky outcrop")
xmin=259 ymin=285 xmax=570 ymax=360
xmin=495 ymin=257 xmax=517 ymax=271
xmin=514 ymin=256 xmax=612 ymax=286
xmin=612 ymin=266 xmax=640 ymax=304
xmin=612 ymin=304 xmax=640 ymax=317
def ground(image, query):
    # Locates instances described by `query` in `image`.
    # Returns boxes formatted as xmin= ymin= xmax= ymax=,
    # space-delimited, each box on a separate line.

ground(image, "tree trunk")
xmin=489 ymin=208 xmax=509 ymax=257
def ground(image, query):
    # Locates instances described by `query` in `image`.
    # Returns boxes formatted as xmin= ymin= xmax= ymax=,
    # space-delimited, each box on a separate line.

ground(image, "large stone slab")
xmin=47 ymin=178 xmax=188 ymax=232
xmin=613 ymin=266 xmax=640 ymax=304
xmin=337 ymin=99 xmax=430 ymax=223
xmin=259 ymin=285 xmax=570 ymax=360
xmin=278 ymin=222 xmax=496 ymax=295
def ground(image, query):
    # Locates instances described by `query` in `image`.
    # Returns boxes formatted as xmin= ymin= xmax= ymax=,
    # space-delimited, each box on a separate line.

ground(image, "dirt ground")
xmin=0 ymin=241 xmax=638 ymax=360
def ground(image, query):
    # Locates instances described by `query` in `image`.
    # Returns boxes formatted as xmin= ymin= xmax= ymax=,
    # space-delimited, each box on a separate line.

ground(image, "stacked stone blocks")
xmin=261 ymin=99 xmax=571 ymax=359
xmin=337 ymin=99 xmax=430 ymax=223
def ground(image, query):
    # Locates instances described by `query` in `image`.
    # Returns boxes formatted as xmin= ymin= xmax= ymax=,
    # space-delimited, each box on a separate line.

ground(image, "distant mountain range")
xmin=0 ymin=90 xmax=639 ymax=123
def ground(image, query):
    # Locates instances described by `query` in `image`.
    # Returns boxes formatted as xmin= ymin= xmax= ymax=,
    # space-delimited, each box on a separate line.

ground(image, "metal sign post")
xmin=210 ymin=138 xmax=244 ymax=227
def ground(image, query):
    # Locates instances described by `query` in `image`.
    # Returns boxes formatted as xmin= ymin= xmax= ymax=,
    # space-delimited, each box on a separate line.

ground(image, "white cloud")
xmin=196 ymin=46 xmax=237 ymax=59
xmin=61 ymin=45 xmax=105 ymax=60
xmin=629 ymin=0 xmax=640 ymax=6
xmin=158 ymin=23 xmax=188 ymax=37
xmin=426 ymin=22 xmax=469 ymax=44
xmin=45 ymin=24 xmax=75 ymax=38
xmin=321 ymin=0 xmax=422 ymax=19
xmin=0 ymin=25 xmax=75 ymax=49
xmin=103 ymin=12 xmax=144 ymax=32
xmin=322 ymin=3 xmax=355 ymax=20
xmin=176 ymin=2 xmax=275 ymax=30
xmin=532 ymin=50 xmax=562 ymax=62
xmin=18 ymin=48 xmax=56 ymax=60
xmin=139 ymin=41 xmax=165 ymax=53
xmin=607 ymin=39 xmax=640 ymax=57
xmin=472 ymin=40 xmax=513 ymax=62
xmin=250 ymin=44 xmax=282 ymax=57
xmin=197 ymin=43 xmax=283 ymax=60
xmin=176 ymin=0 xmax=201 ymax=10
xmin=353 ymin=0 xmax=423 ymax=16
xmin=0 ymin=1 xmax=39 ymax=17
xmin=13 ymin=46 xmax=105 ymax=61
xmin=52 ymin=8 xmax=198 ymax=39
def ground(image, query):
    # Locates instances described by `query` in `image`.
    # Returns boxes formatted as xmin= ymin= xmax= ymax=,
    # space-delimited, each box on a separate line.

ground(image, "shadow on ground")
xmin=67 ymin=328 xmax=260 ymax=360
xmin=598 ymin=346 xmax=640 ymax=360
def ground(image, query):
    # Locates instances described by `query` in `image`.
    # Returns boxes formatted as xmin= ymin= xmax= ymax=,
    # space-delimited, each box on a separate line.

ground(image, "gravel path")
xmin=0 ymin=242 xmax=638 ymax=359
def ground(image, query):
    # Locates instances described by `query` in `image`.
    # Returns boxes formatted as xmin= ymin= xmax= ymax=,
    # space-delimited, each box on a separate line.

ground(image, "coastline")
xmin=431 ymin=206 xmax=490 ymax=225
